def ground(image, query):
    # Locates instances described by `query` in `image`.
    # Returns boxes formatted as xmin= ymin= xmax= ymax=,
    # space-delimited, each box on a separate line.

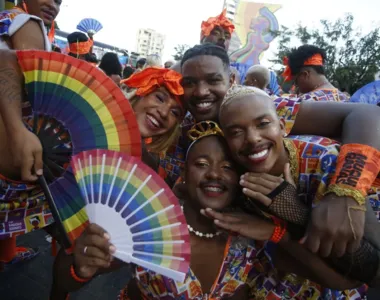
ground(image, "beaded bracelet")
xmin=269 ymin=217 xmax=287 ymax=243
xmin=70 ymin=264 xmax=91 ymax=283
xmin=326 ymin=144 xmax=380 ymax=206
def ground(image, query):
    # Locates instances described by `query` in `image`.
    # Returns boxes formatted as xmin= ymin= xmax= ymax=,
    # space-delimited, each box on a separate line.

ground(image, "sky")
xmin=56 ymin=0 xmax=380 ymax=63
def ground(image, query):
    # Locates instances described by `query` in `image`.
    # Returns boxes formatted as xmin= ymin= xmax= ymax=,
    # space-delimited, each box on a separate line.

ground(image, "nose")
xmin=246 ymin=127 xmax=262 ymax=144
xmin=205 ymin=165 xmax=222 ymax=180
xmin=157 ymin=103 xmax=170 ymax=119
xmin=193 ymin=82 xmax=210 ymax=98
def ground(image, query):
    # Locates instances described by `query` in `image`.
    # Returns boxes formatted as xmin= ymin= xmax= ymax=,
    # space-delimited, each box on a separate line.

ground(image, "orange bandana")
xmin=200 ymin=9 xmax=235 ymax=40
xmin=69 ymin=40 xmax=93 ymax=55
xmin=282 ymin=54 xmax=324 ymax=82
xmin=121 ymin=67 xmax=184 ymax=108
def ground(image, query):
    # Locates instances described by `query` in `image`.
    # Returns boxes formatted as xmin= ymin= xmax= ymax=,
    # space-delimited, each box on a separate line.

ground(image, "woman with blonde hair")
xmin=121 ymin=67 xmax=185 ymax=164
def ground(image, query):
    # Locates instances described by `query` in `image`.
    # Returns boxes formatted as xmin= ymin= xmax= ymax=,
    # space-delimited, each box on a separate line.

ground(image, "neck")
xmin=313 ymin=75 xmax=333 ymax=90
xmin=269 ymin=141 xmax=290 ymax=177
xmin=183 ymin=201 xmax=216 ymax=234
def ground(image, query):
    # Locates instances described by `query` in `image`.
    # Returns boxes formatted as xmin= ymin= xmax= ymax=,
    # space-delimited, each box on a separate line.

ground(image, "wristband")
xmin=70 ymin=264 xmax=91 ymax=283
xmin=326 ymin=144 xmax=380 ymax=205
xmin=269 ymin=217 xmax=287 ymax=243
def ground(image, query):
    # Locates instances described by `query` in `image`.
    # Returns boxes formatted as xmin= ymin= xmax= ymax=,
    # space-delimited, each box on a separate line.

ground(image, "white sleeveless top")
xmin=0 ymin=9 xmax=50 ymax=50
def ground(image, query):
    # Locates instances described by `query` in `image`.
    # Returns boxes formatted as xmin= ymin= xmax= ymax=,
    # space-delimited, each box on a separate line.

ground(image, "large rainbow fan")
xmin=77 ymin=18 xmax=103 ymax=36
xmin=71 ymin=149 xmax=190 ymax=282
xmin=17 ymin=50 xmax=142 ymax=248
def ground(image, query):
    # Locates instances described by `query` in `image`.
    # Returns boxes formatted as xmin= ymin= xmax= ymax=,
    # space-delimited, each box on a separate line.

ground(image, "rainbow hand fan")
xmin=77 ymin=18 xmax=103 ymax=36
xmin=17 ymin=50 xmax=142 ymax=248
xmin=71 ymin=149 xmax=190 ymax=282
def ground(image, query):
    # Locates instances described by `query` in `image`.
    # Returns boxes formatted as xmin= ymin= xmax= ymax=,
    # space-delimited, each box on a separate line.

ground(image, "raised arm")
xmin=0 ymin=50 xmax=43 ymax=181
xmin=291 ymin=101 xmax=380 ymax=149
xmin=50 ymin=224 xmax=124 ymax=299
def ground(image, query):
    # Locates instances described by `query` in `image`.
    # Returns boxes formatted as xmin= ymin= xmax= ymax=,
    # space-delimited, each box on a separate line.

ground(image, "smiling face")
xmin=26 ymin=0 xmax=61 ymax=25
xmin=202 ymin=26 xmax=232 ymax=51
xmin=220 ymin=93 xmax=288 ymax=175
xmin=132 ymin=86 xmax=184 ymax=138
xmin=182 ymin=55 xmax=233 ymax=122
xmin=185 ymin=136 xmax=239 ymax=211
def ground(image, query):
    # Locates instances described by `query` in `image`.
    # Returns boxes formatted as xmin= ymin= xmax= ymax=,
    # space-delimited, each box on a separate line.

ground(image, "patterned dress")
xmin=247 ymin=135 xmax=373 ymax=299
xmin=119 ymin=235 xmax=273 ymax=300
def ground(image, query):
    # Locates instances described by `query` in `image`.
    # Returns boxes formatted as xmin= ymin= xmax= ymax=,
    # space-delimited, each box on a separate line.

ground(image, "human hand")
xmin=303 ymin=194 xmax=365 ymax=258
xmin=201 ymin=208 xmax=274 ymax=241
xmin=10 ymin=127 xmax=43 ymax=181
xmin=240 ymin=163 xmax=295 ymax=206
xmin=73 ymin=223 xmax=116 ymax=279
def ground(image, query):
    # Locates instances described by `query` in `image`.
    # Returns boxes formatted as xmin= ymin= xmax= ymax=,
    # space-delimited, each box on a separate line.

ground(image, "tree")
xmin=172 ymin=44 xmax=190 ymax=61
xmin=270 ymin=14 xmax=380 ymax=94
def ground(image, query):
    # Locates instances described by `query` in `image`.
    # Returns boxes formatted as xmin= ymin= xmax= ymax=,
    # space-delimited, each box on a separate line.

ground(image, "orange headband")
xmin=200 ymin=9 xmax=235 ymax=40
xmin=282 ymin=53 xmax=324 ymax=82
xmin=121 ymin=67 xmax=184 ymax=108
xmin=69 ymin=40 xmax=93 ymax=55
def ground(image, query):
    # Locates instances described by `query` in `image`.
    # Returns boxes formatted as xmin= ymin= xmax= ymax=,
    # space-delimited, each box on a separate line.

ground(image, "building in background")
xmin=136 ymin=28 xmax=165 ymax=58
xmin=223 ymin=0 xmax=240 ymax=53
xmin=223 ymin=0 xmax=239 ymax=21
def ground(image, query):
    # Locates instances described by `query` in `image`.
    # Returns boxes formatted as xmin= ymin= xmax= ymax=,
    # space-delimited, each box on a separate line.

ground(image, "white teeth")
xmin=147 ymin=115 xmax=159 ymax=127
xmin=248 ymin=149 xmax=269 ymax=160
xmin=204 ymin=186 xmax=223 ymax=192
xmin=196 ymin=102 xmax=212 ymax=109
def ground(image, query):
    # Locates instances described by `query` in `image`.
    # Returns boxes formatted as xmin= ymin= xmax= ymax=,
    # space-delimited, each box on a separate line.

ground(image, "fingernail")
xmin=200 ymin=209 xmax=205 ymax=215
xmin=214 ymin=219 xmax=220 ymax=224
xmin=205 ymin=208 xmax=212 ymax=212
xmin=109 ymin=245 xmax=116 ymax=253
xmin=104 ymin=233 xmax=111 ymax=240
xmin=36 ymin=169 xmax=43 ymax=176
xmin=240 ymin=180 xmax=244 ymax=185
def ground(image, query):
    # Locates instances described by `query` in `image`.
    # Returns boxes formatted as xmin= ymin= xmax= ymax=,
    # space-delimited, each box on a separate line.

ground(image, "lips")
xmin=242 ymin=144 xmax=272 ymax=164
xmin=200 ymin=182 xmax=226 ymax=197
xmin=145 ymin=114 xmax=162 ymax=131
xmin=192 ymin=100 xmax=215 ymax=114
xmin=41 ymin=9 xmax=55 ymax=22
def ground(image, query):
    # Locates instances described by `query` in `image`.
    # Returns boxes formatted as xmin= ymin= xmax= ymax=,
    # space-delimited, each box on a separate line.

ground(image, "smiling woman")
xmin=121 ymin=67 xmax=186 ymax=154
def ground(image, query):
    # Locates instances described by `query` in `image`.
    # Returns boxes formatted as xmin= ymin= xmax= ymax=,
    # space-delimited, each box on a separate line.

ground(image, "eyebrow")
xmin=183 ymin=73 xmax=223 ymax=80
xmin=224 ymin=114 xmax=272 ymax=129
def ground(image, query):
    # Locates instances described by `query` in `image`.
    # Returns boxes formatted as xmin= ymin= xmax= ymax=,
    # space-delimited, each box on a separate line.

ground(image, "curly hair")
xmin=181 ymin=43 xmax=230 ymax=69
xmin=287 ymin=44 xmax=327 ymax=75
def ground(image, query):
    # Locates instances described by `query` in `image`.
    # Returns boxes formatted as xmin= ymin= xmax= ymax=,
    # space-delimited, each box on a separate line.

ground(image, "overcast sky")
xmin=56 ymin=0 xmax=380 ymax=63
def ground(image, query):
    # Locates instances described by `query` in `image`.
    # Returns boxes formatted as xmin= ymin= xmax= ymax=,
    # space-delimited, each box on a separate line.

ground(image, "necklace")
xmin=181 ymin=206 xmax=221 ymax=239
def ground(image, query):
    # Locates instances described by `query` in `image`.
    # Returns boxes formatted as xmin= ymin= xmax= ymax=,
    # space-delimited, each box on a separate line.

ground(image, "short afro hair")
xmin=287 ymin=44 xmax=327 ymax=75
xmin=181 ymin=43 xmax=230 ymax=70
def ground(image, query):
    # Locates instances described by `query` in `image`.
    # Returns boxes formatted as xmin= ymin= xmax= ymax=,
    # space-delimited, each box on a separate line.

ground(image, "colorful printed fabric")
xmin=119 ymin=235 xmax=273 ymax=299
xmin=160 ymin=98 xmax=302 ymax=185
xmin=282 ymin=89 xmax=349 ymax=102
xmin=0 ymin=176 xmax=53 ymax=240
xmin=246 ymin=135 xmax=372 ymax=299
xmin=0 ymin=101 xmax=53 ymax=239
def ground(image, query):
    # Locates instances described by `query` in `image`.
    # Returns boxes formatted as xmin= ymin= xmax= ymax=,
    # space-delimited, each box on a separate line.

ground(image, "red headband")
xmin=121 ymin=67 xmax=184 ymax=108
xmin=282 ymin=54 xmax=324 ymax=82
xmin=69 ymin=40 xmax=93 ymax=55
xmin=201 ymin=9 xmax=235 ymax=40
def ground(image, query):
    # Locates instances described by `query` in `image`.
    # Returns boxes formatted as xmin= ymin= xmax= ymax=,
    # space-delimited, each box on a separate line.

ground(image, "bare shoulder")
xmin=11 ymin=19 xmax=45 ymax=50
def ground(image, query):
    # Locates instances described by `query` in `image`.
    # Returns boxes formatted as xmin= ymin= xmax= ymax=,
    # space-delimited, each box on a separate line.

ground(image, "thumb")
xmin=33 ymin=147 xmax=44 ymax=176
xmin=284 ymin=163 xmax=295 ymax=187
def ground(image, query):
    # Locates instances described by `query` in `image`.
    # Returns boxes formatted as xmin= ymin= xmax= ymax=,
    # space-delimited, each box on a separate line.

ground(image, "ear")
xmin=229 ymin=72 xmax=235 ymax=87
xmin=279 ymin=118 xmax=287 ymax=137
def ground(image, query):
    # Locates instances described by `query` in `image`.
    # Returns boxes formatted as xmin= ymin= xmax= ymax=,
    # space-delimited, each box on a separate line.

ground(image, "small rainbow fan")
xmin=17 ymin=50 xmax=142 ymax=248
xmin=71 ymin=149 xmax=190 ymax=282
xmin=77 ymin=18 xmax=103 ymax=36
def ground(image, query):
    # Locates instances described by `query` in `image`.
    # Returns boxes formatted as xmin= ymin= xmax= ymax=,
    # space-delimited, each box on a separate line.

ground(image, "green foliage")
xmin=271 ymin=14 xmax=380 ymax=94
xmin=172 ymin=44 xmax=190 ymax=61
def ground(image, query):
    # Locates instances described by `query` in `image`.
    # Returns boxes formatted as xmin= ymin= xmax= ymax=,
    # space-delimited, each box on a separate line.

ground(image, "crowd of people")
xmin=1 ymin=1 xmax=380 ymax=299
